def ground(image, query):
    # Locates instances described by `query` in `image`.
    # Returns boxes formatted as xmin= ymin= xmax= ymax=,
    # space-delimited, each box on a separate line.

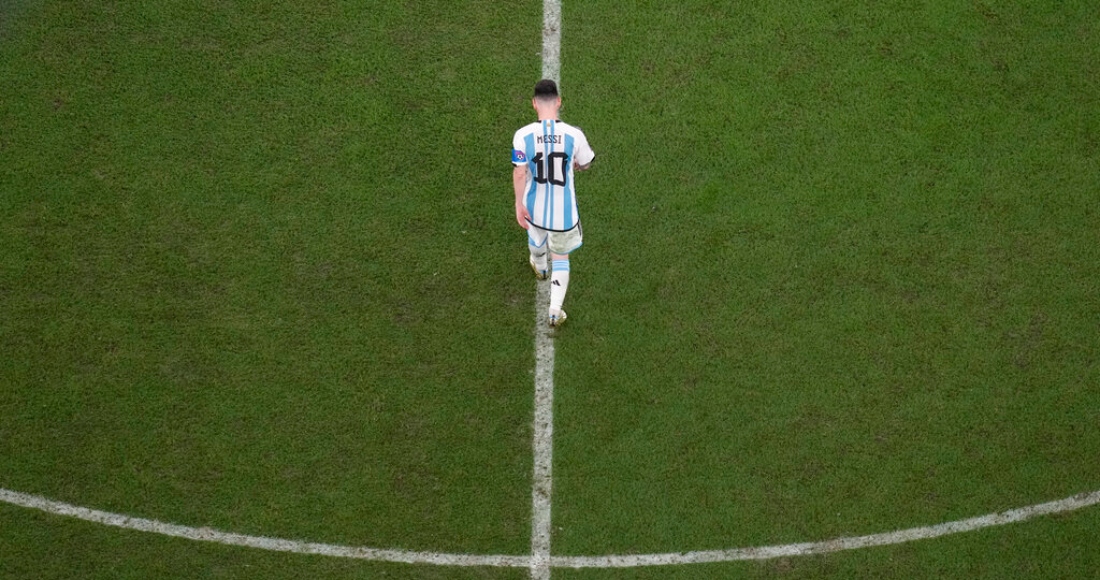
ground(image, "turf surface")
xmin=1 ymin=0 xmax=1098 ymax=578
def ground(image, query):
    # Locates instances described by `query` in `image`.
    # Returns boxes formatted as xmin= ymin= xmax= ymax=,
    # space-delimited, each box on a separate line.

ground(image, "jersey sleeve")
xmin=511 ymin=130 xmax=528 ymax=167
xmin=573 ymin=130 xmax=595 ymax=167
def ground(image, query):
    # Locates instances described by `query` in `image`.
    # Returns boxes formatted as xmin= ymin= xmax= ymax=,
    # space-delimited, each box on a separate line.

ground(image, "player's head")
xmin=532 ymin=79 xmax=562 ymax=117
xmin=533 ymin=79 xmax=559 ymax=101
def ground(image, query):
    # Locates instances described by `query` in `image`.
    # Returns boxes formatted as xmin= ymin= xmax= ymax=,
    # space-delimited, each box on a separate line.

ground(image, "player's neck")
xmin=535 ymin=104 xmax=560 ymax=121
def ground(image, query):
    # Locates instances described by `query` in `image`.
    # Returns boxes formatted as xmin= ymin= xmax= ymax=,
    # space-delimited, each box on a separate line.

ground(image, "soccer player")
xmin=512 ymin=79 xmax=595 ymax=328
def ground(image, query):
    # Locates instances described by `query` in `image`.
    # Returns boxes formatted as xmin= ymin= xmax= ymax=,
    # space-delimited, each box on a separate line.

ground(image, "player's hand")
xmin=515 ymin=204 xmax=531 ymax=229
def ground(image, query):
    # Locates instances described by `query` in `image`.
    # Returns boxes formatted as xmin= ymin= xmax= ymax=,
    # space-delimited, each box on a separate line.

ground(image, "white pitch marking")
xmin=530 ymin=280 xmax=556 ymax=579
xmin=550 ymin=489 xmax=1100 ymax=568
xmin=0 ymin=487 xmax=527 ymax=568
xmin=529 ymin=2 xmax=562 ymax=579
xmin=2 ymin=487 xmax=1098 ymax=569
xmin=541 ymin=0 xmax=561 ymax=85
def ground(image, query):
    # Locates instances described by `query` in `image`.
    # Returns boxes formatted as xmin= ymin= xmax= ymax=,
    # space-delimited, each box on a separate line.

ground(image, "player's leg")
xmin=548 ymin=251 xmax=570 ymax=326
xmin=546 ymin=225 xmax=581 ymax=327
xmin=528 ymin=227 xmax=548 ymax=280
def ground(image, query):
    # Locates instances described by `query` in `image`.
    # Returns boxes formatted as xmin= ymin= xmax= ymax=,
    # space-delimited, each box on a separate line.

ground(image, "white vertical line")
xmin=530 ymin=282 xmax=555 ymax=579
xmin=542 ymin=0 xmax=561 ymax=84
xmin=531 ymin=3 xmax=562 ymax=577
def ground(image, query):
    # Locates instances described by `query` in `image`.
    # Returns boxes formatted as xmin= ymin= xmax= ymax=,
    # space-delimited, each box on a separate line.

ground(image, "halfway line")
xmin=529 ymin=1 xmax=562 ymax=579
xmin=530 ymin=281 xmax=555 ymax=579
xmin=541 ymin=0 xmax=561 ymax=85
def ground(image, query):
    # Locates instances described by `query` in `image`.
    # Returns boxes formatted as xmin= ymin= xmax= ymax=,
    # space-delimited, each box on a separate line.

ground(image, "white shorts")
xmin=528 ymin=222 xmax=583 ymax=255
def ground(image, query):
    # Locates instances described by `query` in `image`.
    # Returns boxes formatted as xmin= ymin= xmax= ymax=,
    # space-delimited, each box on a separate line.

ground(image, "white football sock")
xmin=549 ymin=259 xmax=570 ymax=314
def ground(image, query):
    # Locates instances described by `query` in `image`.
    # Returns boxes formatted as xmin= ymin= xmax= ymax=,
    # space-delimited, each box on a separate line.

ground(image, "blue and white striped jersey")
xmin=512 ymin=119 xmax=595 ymax=232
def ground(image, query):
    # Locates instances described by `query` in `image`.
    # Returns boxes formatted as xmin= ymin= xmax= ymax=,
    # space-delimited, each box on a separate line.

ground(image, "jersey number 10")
xmin=532 ymin=152 xmax=568 ymax=186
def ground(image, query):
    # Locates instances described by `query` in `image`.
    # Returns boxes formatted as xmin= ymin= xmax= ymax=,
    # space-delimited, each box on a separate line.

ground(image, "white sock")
xmin=549 ymin=259 xmax=570 ymax=314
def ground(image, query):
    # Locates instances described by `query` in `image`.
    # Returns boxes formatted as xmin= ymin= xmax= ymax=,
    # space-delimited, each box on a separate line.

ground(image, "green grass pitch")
xmin=1 ymin=0 xmax=1098 ymax=578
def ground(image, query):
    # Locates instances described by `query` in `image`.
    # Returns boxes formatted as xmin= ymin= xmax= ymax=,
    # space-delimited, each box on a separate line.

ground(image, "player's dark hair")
xmin=533 ymin=79 xmax=559 ymax=99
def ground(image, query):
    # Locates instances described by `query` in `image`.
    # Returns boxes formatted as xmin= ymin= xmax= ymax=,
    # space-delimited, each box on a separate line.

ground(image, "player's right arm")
xmin=512 ymin=130 xmax=532 ymax=229
xmin=513 ymin=163 xmax=530 ymax=229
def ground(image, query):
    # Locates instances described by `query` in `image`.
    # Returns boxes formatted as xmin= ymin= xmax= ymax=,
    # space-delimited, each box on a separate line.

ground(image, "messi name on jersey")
xmin=536 ymin=135 xmax=562 ymax=145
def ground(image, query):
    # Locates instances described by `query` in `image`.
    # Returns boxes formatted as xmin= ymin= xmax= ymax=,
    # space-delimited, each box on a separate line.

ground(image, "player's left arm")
xmin=573 ymin=131 xmax=595 ymax=172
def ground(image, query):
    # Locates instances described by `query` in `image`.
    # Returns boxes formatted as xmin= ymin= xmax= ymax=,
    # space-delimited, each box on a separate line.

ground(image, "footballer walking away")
xmin=511 ymin=79 xmax=595 ymax=328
